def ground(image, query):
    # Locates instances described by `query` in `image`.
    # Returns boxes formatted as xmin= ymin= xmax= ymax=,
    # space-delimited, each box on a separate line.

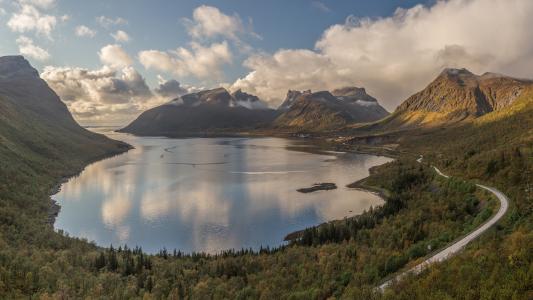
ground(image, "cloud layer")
xmin=41 ymin=63 xmax=191 ymax=124
xmin=232 ymin=0 xmax=533 ymax=110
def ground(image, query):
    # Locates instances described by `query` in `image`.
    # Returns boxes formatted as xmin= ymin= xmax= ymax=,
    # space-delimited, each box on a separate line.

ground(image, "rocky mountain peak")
xmin=278 ymin=90 xmax=304 ymax=111
xmin=232 ymin=89 xmax=259 ymax=102
xmin=0 ymin=55 xmax=39 ymax=79
xmin=331 ymin=86 xmax=378 ymax=103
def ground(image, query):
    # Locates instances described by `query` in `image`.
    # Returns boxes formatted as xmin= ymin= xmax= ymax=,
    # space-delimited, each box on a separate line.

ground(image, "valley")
xmin=0 ymin=56 xmax=531 ymax=299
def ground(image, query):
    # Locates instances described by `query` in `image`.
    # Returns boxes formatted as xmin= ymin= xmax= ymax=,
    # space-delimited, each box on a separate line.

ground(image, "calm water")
xmin=54 ymin=128 xmax=392 ymax=253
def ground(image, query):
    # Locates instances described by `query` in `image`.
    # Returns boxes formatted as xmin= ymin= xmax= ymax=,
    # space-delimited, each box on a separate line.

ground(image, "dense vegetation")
xmin=0 ymin=130 xmax=502 ymax=299
xmin=383 ymin=87 xmax=533 ymax=299
xmin=0 ymin=88 xmax=531 ymax=298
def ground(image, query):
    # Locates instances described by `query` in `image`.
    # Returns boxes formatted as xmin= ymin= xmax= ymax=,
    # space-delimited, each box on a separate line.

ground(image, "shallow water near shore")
xmin=53 ymin=128 xmax=392 ymax=254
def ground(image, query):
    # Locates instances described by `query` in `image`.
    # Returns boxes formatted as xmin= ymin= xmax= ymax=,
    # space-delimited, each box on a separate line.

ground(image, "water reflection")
xmin=54 ymin=129 xmax=392 ymax=253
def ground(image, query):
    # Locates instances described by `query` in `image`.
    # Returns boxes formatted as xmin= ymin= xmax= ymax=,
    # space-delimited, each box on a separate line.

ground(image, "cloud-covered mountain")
xmin=119 ymin=87 xmax=278 ymax=136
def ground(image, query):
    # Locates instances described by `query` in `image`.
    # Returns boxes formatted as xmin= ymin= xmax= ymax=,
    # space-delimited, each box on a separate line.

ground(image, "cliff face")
xmin=274 ymin=87 xmax=389 ymax=131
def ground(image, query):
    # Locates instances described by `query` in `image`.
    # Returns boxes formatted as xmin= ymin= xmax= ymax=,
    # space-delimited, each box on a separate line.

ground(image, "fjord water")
xmin=54 ymin=128 xmax=392 ymax=253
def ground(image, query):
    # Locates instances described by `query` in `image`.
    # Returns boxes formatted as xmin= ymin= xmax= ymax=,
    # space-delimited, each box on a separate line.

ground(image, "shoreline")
xmin=47 ymin=142 xmax=133 ymax=227
xmin=50 ymin=129 xmax=396 ymax=252
xmin=283 ymin=173 xmax=392 ymax=242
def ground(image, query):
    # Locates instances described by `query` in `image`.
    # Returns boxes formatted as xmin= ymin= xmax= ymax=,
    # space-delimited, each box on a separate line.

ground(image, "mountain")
xmin=0 ymin=55 xmax=128 ymax=231
xmin=0 ymin=55 xmax=127 ymax=159
xmin=0 ymin=55 xmax=79 ymax=125
xmin=119 ymin=87 xmax=279 ymax=136
xmin=379 ymin=68 xmax=533 ymax=128
xmin=274 ymin=87 xmax=389 ymax=131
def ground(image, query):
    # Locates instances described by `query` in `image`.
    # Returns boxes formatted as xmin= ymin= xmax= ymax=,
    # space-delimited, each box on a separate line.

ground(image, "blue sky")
xmin=1 ymin=0 xmax=531 ymax=125
xmin=1 ymin=0 xmax=432 ymax=85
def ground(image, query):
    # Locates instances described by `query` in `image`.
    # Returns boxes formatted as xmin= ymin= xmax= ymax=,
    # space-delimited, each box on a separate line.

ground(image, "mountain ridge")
xmin=274 ymin=87 xmax=389 ymax=131
xmin=369 ymin=68 xmax=533 ymax=129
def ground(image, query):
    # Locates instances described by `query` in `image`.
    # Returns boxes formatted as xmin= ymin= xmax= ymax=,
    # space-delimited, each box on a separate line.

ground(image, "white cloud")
xmin=183 ymin=4 xmax=260 ymax=50
xmin=7 ymin=4 xmax=57 ymax=37
xmin=41 ymin=65 xmax=159 ymax=124
xmin=184 ymin=5 xmax=244 ymax=40
xmin=139 ymin=41 xmax=232 ymax=80
xmin=232 ymin=0 xmax=533 ymax=110
xmin=75 ymin=25 xmax=96 ymax=38
xmin=111 ymin=30 xmax=130 ymax=42
xmin=60 ymin=14 xmax=69 ymax=22
xmin=16 ymin=35 xmax=50 ymax=61
xmin=41 ymin=66 xmax=199 ymax=124
xmin=99 ymin=44 xmax=133 ymax=69
xmin=96 ymin=16 xmax=128 ymax=28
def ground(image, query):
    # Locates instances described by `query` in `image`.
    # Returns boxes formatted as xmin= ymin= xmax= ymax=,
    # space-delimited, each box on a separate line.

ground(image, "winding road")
xmin=378 ymin=159 xmax=509 ymax=291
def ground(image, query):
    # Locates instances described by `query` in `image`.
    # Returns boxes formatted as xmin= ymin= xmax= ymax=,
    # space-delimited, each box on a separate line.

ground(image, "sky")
xmin=1 ymin=0 xmax=533 ymax=126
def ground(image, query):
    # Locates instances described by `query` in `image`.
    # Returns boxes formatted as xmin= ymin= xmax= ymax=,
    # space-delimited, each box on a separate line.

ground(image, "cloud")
xmin=18 ymin=0 xmax=55 ymax=9
xmin=111 ymin=30 xmax=130 ymax=42
xmin=154 ymin=76 xmax=188 ymax=98
xmin=184 ymin=5 xmax=244 ymax=40
xmin=96 ymin=16 xmax=128 ymax=28
xmin=312 ymin=1 xmax=331 ymax=13
xmin=41 ymin=65 xmax=159 ymax=123
xmin=139 ymin=41 xmax=232 ymax=80
xmin=99 ymin=44 xmax=133 ymax=69
xmin=75 ymin=25 xmax=96 ymax=38
xmin=16 ymin=35 xmax=50 ymax=61
xmin=232 ymin=0 xmax=533 ymax=110
xmin=7 ymin=4 xmax=57 ymax=37
xmin=183 ymin=4 xmax=260 ymax=51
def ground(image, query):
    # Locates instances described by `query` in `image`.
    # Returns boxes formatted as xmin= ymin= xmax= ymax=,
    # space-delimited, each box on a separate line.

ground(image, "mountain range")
xmin=121 ymin=86 xmax=390 ymax=135
xmin=124 ymin=66 xmax=530 ymax=136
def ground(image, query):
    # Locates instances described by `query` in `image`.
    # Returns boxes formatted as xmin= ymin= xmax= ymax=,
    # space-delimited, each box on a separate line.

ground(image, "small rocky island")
xmin=297 ymin=183 xmax=337 ymax=193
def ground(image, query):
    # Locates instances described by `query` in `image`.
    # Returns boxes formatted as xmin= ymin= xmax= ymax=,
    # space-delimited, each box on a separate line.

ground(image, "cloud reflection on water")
xmin=54 ymin=132 xmax=392 ymax=253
